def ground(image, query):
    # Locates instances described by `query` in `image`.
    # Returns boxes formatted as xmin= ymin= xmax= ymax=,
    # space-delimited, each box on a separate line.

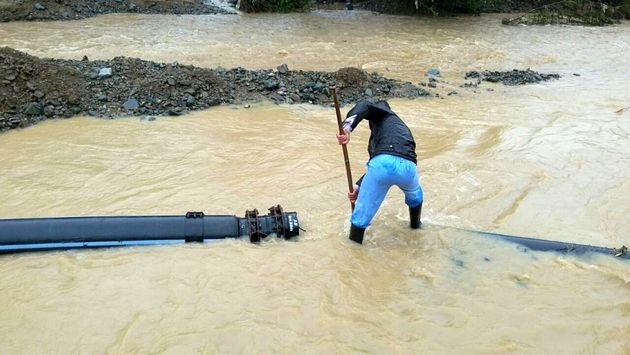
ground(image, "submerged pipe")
xmin=465 ymin=228 xmax=628 ymax=260
xmin=0 ymin=205 xmax=299 ymax=254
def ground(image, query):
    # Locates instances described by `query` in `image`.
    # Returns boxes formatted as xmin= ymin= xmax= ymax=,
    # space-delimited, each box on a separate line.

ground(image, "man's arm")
xmin=344 ymin=100 xmax=371 ymax=132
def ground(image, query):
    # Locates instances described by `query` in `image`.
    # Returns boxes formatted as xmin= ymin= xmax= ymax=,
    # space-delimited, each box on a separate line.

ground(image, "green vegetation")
xmin=239 ymin=0 xmax=310 ymax=12
xmin=503 ymin=0 xmax=630 ymax=26
xmin=415 ymin=0 xmax=499 ymax=15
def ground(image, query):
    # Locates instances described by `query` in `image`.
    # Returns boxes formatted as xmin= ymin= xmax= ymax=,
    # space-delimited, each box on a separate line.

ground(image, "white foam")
xmin=204 ymin=0 xmax=239 ymax=14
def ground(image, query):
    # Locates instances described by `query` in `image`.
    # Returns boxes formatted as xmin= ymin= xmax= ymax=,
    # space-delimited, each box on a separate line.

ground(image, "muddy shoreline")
xmin=0 ymin=0 xmax=230 ymax=22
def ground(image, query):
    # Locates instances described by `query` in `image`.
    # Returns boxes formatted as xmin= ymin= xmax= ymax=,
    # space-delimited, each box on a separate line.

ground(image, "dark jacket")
xmin=344 ymin=100 xmax=417 ymax=186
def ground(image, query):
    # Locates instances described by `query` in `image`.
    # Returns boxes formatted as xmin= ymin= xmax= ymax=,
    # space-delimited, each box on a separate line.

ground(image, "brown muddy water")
xmin=0 ymin=11 xmax=629 ymax=354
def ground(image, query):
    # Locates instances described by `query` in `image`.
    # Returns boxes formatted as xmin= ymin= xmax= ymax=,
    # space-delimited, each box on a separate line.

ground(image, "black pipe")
xmin=0 ymin=205 xmax=299 ymax=254
xmin=468 ymin=229 xmax=628 ymax=260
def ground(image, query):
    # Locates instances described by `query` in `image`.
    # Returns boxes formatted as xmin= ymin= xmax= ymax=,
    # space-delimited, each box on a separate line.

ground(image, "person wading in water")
xmin=336 ymin=100 xmax=423 ymax=244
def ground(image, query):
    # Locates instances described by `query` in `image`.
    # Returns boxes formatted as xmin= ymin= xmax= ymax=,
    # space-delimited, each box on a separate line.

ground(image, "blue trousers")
xmin=351 ymin=154 xmax=423 ymax=228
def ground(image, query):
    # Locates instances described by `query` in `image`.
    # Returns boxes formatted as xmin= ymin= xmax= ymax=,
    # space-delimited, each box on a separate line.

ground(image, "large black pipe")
xmin=0 ymin=205 xmax=299 ymax=254
xmin=468 ymin=229 xmax=628 ymax=260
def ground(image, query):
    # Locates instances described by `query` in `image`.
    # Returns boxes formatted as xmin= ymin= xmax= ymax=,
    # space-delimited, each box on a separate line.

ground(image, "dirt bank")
xmin=0 ymin=47 xmax=431 ymax=131
xmin=0 ymin=0 xmax=230 ymax=22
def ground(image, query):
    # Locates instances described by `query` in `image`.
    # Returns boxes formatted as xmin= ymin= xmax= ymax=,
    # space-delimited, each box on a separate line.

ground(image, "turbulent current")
xmin=0 ymin=11 xmax=628 ymax=354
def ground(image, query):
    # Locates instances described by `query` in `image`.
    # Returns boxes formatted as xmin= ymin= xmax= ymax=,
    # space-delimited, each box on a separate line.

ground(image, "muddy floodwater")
xmin=0 ymin=11 xmax=629 ymax=354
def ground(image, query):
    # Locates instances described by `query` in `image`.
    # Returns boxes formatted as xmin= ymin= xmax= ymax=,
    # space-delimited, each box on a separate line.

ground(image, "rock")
xmin=5 ymin=74 xmax=16 ymax=81
xmin=167 ymin=78 xmax=176 ymax=86
xmin=33 ymin=91 xmax=45 ymax=98
xmin=427 ymin=68 xmax=440 ymax=77
xmin=168 ymin=107 xmax=183 ymax=116
xmin=26 ymin=82 xmax=36 ymax=91
xmin=34 ymin=3 xmax=46 ymax=11
xmin=98 ymin=68 xmax=112 ymax=78
xmin=428 ymin=82 xmax=437 ymax=88
xmin=290 ymin=93 xmax=301 ymax=102
xmin=88 ymin=110 xmax=99 ymax=116
xmin=23 ymin=103 xmax=44 ymax=116
xmin=365 ymin=88 xmax=373 ymax=96
xmin=264 ymin=79 xmax=279 ymax=91
xmin=129 ymin=3 xmax=137 ymax=11
xmin=82 ymin=55 xmax=89 ymax=61
xmin=277 ymin=64 xmax=289 ymax=74
xmin=43 ymin=105 xmax=55 ymax=117
xmin=89 ymin=71 xmax=99 ymax=79
xmin=96 ymin=94 xmax=108 ymax=102
xmin=123 ymin=98 xmax=139 ymax=110
xmin=312 ymin=82 xmax=324 ymax=92
xmin=184 ymin=94 xmax=195 ymax=106
xmin=68 ymin=106 xmax=82 ymax=115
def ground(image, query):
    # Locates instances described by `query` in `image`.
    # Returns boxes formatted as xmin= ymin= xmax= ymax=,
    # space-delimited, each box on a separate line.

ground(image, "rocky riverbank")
xmin=0 ymin=0 xmax=230 ymax=22
xmin=0 ymin=47 xmax=430 ymax=131
xmin=464 ymin=69 xmax=560 ymax=86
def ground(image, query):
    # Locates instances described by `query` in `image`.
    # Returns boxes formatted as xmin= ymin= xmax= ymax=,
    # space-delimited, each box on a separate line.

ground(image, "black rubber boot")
xmin=409 ymin=202 xmax=422 ymax=229
xmin=349 ymin=224 xmax=366 ymax=244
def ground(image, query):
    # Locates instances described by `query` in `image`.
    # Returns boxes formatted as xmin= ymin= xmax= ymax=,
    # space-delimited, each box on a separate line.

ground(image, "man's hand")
xmin=348 ymin=184 xmax=359 ymax=203
xmin=336 ymin=129 xmax=350 ymax=145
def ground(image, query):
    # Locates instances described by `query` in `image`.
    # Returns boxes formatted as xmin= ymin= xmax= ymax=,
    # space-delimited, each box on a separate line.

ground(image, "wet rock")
xmin=23 ymin=102 xmax=43 ymax=116
xmin=98 ymin=68 xmax=112 ymax=78
xmin=277 ymin=64 xmax=289 ymax=74
xmin=184 ymin=94 xmax=195 ymax=106
xmin=168 ymin=107 xmax=184 ymax=116
xmin=123 ymin=98 xmax=139 ymax=110
xmin=43 ymin=105 xmax=55 ymax=117
xmin=68 ymin=105 xmax=82 ymax=115
xmin=264 ymin=79 xmax=279 ymax=91
xmin=313 ymin=82 xmax=325 ymax=92
xmin=426 ymin=68 xmax=440 ymax=77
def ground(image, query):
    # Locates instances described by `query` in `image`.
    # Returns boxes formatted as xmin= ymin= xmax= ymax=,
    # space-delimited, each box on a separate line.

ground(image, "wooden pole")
xmin=331 ymin=87 xmax=355 ymax=211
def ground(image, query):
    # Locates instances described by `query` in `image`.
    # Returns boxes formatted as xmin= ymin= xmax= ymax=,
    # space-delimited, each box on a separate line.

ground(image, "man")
xmin=336 ymin=100 xmax=423 ymax=244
